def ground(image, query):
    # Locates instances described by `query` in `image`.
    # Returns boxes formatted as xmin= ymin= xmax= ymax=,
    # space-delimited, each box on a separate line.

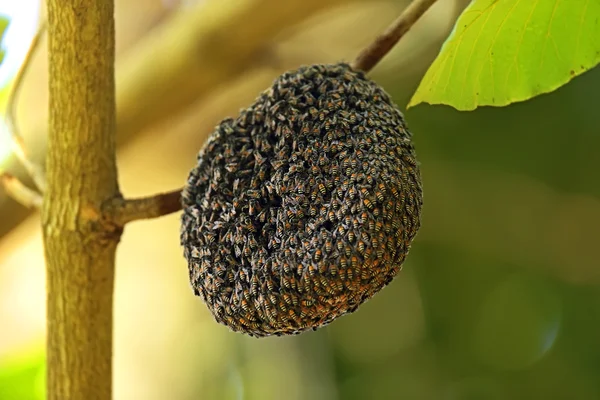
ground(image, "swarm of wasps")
xmin=181 ymin=63 xmax=423 ymax=337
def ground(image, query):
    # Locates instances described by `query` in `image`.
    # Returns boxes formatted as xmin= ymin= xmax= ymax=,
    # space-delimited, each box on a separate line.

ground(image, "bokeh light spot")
xmin=0 ymin=1 xmax=40 ymax=87
xmin=472 ymin=273 xmax=562 ymax=370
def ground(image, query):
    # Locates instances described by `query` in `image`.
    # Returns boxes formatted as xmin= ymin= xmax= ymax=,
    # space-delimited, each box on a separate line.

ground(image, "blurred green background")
xmin=1 ymin=0 xmax=599 ymax=399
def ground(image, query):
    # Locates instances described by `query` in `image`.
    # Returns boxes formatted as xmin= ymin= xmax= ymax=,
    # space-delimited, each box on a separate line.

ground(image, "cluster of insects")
xmin=181 ymin=63 xmax=423 ymax=337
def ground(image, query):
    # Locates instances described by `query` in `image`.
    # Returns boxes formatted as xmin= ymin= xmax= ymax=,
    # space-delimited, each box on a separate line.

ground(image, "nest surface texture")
xmin=181 ymin=63 xmax=423 ymax=337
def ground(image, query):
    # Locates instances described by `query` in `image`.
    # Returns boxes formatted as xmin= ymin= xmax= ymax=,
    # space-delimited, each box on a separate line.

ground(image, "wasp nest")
xmin=181 ymin=63 xmax=423 ymax=337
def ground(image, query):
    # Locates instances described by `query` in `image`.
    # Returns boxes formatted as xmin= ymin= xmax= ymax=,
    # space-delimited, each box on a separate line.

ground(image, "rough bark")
xmin=42 ymin=1 xmax=120 ymax=399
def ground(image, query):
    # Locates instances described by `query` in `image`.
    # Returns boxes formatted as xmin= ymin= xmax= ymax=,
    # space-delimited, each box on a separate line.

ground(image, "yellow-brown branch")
xmin=351 ymin=0 xmax=439 ymax=72
xmin=43 ymin=1 xmax=120 ymax=399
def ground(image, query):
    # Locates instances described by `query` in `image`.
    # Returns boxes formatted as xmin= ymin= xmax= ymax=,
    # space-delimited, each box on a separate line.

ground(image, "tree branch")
xmin=5 ymin=22 xmax=48 ymax=192
xmin=109 ymin=0 xmax=442 ymax=225
xmin=6 ymin=22 xmax=47 ymax=149
xmin=107 ymin=189 xmax=182 ymax=226
xmin=8 ymin=134 xmax=47 ymax=192
xmin=43 ymin=1 xmax=120 ymax=399
xmin=0 ymin=0 xmax=355 ymax=240
xmin=0 ymin=173 xmax=42 ymax=209
xmin=351 ymin=0 xmax=439 ymax=72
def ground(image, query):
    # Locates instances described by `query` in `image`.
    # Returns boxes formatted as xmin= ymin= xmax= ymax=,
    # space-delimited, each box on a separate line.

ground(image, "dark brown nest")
xmin=181 ymin=63 xmax=423 ymax=337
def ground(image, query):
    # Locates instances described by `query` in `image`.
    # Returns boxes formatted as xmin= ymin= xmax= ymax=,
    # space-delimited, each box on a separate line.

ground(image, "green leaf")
xmin=0 ymin=15 xmax=9 ymax=65
xmin=408 ymin=0 xmax=600 ymax=111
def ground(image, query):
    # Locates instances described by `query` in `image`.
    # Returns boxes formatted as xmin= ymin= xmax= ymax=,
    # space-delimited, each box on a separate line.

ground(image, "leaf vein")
xmin=504 ymin=0 xmax=540 ymax=93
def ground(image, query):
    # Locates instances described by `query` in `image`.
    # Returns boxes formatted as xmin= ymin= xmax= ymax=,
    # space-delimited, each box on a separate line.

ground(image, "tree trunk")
xmin=42 ymin=1 xmax=119 ymax=399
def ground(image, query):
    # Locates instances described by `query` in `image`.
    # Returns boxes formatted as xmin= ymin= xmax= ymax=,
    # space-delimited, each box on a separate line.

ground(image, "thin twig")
xmin=9 ymin=139 xmax=47 ymax=192
xmin=0 ymin=173 xmax=43 ymax=209
xmin=351 ymin=0 xmax=439 ymax=73
xmin=6 ymin=22 xmax=47 ymax=138
xmin=5 ymin=22 xmax=48 ymax=191
xmin=108 ymin=189 xmax=182 ymax=226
